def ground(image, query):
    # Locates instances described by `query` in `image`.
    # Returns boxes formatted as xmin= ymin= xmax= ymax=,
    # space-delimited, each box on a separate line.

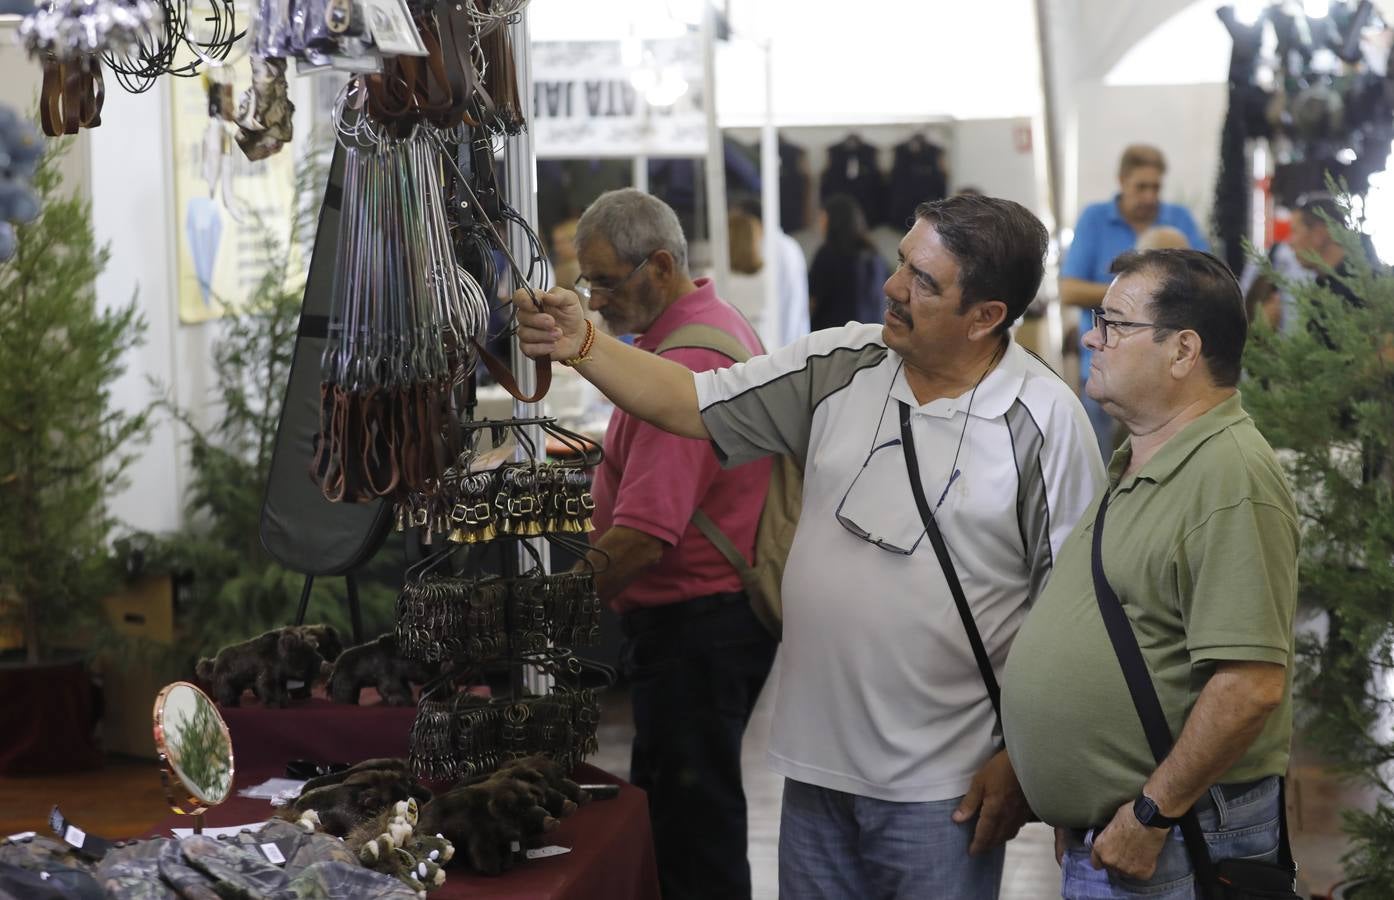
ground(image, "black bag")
xmin=1090 ymin=492 xmax=1300 ymax=900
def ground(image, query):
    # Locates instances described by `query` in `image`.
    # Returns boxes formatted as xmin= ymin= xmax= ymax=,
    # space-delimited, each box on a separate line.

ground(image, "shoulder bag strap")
xmin=898 ymin=400 xmax=1001 ymax=732
xmin=655 ymin=323 xmax=759 ymax=361
xmin=657 ymin=323 xmax=756 ymax=574
xmin=1090 ymin=494 xmax=1295 ymax=895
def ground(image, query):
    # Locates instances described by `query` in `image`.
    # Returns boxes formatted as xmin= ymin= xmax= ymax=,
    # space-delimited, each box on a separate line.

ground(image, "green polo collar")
xmin=1108 ymin=391 xmax=1250 ymax=490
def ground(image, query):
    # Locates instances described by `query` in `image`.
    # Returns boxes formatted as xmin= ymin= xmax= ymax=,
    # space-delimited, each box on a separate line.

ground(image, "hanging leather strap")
xmin=898 ymin=400 xmax=1002 ymax=733
xmin=1090 ymin=492 xmax=1296 ymax=899
xmin=40 ymin=55 xmax=105 ymax=138
xmin=472 ymin=338 xmax=551 ymax=403
xmin=40 ymin=57 xmax=65 ymax=137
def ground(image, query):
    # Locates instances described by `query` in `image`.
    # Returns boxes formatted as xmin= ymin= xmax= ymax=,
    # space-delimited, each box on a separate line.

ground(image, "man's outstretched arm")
xmin=511 ymin=288 xmax=709 ymax=440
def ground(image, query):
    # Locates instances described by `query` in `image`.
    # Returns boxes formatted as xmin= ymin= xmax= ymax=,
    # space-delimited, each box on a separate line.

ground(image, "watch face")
xmin=1133 ymin=795 xmax=1168 ymax=827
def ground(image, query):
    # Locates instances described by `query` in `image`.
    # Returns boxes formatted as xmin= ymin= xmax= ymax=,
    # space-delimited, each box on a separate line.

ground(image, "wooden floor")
xmin=0 ymin=756 xmax=171 ymax=838
xmin=1 ymin=657 xmax=1368 ymax=898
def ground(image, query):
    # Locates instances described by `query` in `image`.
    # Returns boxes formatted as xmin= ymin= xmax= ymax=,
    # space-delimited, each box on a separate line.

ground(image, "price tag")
xmin=525 ymin=845 xmax=571 ymax=860
xmin=260 ymin=842 xmax=287 ymax=865
xmin=6 ymin=832 xmax=36 ymax=843
xmin=63 ymin=825 xmax=86 ymax=849
xmin=509 ymin=840 xmax=521 ymax=853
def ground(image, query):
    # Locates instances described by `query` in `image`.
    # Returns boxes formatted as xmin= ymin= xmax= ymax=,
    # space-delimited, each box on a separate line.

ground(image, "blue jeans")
xmin=1060 ymin=776 xmax=1282 ymax=899
xmin=779 ymin=778 xmax=1004 ymax=900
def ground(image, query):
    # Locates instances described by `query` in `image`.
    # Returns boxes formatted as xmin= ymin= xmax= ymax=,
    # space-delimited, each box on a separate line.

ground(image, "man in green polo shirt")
xmin=1002 ymin=248 xmax=1298 ymax=899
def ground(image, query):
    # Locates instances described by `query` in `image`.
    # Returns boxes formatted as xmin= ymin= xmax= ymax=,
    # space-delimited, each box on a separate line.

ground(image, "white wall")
xmin=954 ymin=118 xmax=1041 ymax=213
xmin=89 ymin=82 xmax=206 ymax=536
xmin=0 ymin=29 xmax=197 ymax=535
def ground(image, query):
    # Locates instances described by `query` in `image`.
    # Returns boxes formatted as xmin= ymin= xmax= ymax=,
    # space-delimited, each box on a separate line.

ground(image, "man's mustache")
xmin=887 ymin=299 xmax=912 ymax=328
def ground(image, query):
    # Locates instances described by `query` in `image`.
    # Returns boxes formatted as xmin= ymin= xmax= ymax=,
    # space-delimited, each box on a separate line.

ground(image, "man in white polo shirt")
xmin=510 ymin=194 xmax=1105 ymax=898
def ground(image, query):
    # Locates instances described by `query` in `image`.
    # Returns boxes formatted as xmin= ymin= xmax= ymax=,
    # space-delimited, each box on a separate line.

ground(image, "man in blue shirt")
xmin=1060 ymin=144 xmax=1208 ymax=455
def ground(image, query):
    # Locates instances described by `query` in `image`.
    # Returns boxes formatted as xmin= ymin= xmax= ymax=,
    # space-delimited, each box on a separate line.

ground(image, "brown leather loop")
xmin=361 ymin=388 xmax=401 ymax=497
xmin=397 ymin=385 xmax=421 ymax=494
xmin=321 ymin=386 xmax=350 ymax=502
xmin=471 ymin=338 xmax=552 ymax=403
xmin=40 ymin=57 xmax=65 ymax=138
xmin=438 ymin=5 xmax=487 ymax=128
xmin=414 ymin=22 xmax=456 ymax=123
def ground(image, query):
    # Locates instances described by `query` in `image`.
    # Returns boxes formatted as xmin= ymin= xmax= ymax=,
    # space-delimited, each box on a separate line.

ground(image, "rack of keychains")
xmin=302 ymin=2 xmax=610 ymax=783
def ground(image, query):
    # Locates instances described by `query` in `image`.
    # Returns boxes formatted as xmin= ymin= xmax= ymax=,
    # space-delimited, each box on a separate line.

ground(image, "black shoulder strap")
xmin=1090 ymin=493 xmax=1295 ymax=896
xmin=898 ymin=401 xmax=1001 ymax=733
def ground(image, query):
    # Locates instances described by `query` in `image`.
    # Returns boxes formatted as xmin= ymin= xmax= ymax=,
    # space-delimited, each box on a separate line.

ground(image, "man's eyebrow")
xmin=909 ymin=262 xmax=940 ymax=293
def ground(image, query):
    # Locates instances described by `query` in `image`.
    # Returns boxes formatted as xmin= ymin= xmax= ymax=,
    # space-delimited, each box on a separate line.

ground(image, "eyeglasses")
xmin=1092 ymin=310 xmax=1173 ymax=345
xmin=834 ymin=438 xmax=926 ymax=556
xmin=574 ymin=255 xmax=652 ymax=302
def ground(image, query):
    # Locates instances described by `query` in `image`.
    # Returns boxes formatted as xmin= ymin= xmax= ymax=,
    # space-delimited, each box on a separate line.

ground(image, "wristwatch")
xmin=1132 ymin=794 xmax=1180 ymax=829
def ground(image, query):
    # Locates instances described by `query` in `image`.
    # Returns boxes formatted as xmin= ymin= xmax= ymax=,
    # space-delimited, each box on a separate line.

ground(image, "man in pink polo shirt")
xmin=571 ymin=189 xmax=775 ymax=900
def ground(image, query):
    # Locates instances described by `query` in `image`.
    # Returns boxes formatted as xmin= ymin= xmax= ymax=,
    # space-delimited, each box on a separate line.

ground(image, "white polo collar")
xmin=889 ymin=339 xmax=1028 ymax=421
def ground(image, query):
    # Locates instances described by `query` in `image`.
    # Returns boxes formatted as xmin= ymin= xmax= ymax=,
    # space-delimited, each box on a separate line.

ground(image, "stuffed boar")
xmin=195 ymin=626 xmax=330 ymax=708
xmin=327 ymin=633 xmax=436 ymax=706
xmin=279 ymin=758 xmax=434 ymax=837
xmin=285 ymin=624 xmax=342 ymax=699
xmin=292 ymin=623 xmax=343 ymax=662
xmin=417 ymin=755 xmax=590 ymax=876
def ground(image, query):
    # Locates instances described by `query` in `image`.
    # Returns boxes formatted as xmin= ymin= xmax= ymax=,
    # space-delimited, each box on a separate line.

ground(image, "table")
xmin=148 ymin=696 xmax=660 ymax=900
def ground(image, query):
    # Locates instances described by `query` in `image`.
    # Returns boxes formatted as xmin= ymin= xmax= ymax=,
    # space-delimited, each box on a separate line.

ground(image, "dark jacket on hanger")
xmin=885 ymin=135 xmax=948 ymax=228
xmin=820 ymin=136 xmax=884 ymax=226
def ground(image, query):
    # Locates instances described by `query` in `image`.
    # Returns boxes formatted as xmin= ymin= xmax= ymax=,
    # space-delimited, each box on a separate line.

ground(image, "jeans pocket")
xmin=1206 ymin=817 xmax=1280 ymax=864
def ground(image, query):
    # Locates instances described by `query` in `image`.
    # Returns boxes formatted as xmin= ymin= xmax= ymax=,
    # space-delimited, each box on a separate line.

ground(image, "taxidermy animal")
xmin=328 ymin=633 xmax=436 ymax=706
xmin=195 ymin=626 xmax=330 ymax=708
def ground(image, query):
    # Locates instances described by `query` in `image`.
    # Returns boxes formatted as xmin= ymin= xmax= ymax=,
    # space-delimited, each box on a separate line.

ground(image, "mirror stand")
xmin=152 ymin=681 xmax=235 ymax=835
xmin=158 ymin=767 xmax=210 ymax=834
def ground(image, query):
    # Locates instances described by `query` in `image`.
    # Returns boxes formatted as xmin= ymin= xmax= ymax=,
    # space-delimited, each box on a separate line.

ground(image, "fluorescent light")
xmin=1304 ymin=0 xmax=1330 ymax=19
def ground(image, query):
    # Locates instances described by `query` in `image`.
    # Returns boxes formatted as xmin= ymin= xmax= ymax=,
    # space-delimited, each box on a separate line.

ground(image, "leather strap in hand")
xmin=472 ymin=338 xmax=551 ymax=404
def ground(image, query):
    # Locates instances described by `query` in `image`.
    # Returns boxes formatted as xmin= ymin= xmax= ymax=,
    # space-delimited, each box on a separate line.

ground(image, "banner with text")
xmin=532 ymin=38 xmax=706 ymax=159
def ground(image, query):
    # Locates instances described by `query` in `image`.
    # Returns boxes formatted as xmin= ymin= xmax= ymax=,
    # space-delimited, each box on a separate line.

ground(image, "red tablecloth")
xmin=0 ymin=657 xmax=102 ymax=775
xmin=148 ymin=695 xmax=659 ymax=900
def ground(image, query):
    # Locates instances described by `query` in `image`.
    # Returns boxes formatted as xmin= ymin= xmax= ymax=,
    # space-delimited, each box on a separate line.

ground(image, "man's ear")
xmin=649 ymin=249 xmax=678 ymax=280
xmin=1171 ymin=329 xmax=1205 ymax=378
xmin=967 ymin=300 xmax=1009 ymax=341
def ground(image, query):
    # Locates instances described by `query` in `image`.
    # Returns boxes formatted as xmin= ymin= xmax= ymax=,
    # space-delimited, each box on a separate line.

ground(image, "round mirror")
xmin=153 ymin=681 xmax=235 ymax=814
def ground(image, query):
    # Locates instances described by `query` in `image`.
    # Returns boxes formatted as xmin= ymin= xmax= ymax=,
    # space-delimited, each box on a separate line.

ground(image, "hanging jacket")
xmin=885 ymin=136 xmax=948 ymax=228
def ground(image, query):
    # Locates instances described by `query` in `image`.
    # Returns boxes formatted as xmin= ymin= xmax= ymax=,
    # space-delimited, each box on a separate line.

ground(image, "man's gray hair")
xmin=574 ymin=188 xmax=688 ymax=271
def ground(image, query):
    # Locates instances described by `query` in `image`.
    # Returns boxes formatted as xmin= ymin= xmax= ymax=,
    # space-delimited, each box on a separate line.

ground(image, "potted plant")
xmin=1243 ymin=195 xmax=1392 ymax=897
xmin=0 ymin=135 xmax=150 ymax=773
